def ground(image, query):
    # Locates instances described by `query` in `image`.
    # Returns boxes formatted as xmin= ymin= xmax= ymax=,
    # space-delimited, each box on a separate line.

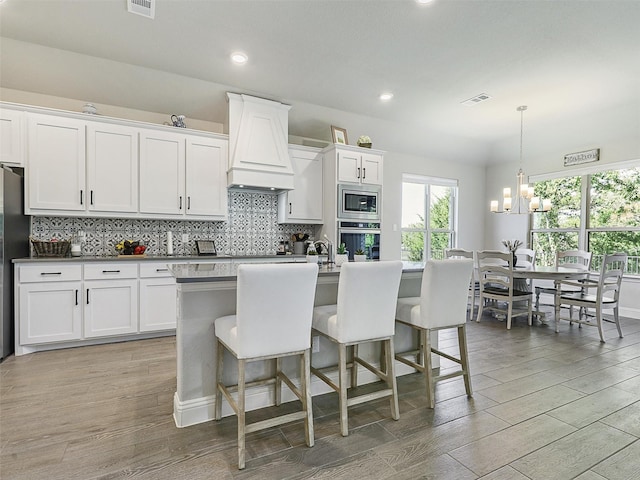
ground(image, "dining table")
xmin=512 ymin=265 xmax=589 ymax=322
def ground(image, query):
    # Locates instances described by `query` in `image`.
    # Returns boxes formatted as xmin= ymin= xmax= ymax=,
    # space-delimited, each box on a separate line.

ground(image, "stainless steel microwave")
xmin=337 ymin=184 xmax=381 ymax=221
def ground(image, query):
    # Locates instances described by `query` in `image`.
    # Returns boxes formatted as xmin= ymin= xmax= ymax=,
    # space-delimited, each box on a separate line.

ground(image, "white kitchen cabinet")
xmin=185 ymin=136 xmax=228 ymax=218
xmin=139 ymin=262 xmax=178 ymax=332
xmin=140 ymin=130 xmax=228 ymax=220
xmin=0 ymin=107 xmax=24 ymax=166
xmin=83 ymin=263 xmax=138 ymax=338
xmin=278 ymin=145 xmax=324 ymax=224
xmin=18 ymin=263 xmax=83 ymax=346
xmin=330 ymin=145 xmax=383 ymax=186
xmin=86 ymin=121 xmax=138 ymax=213
xmin=26 ymin=113 xmax=86 ymax=212
xmin=139 ymin=129 xmax=185 ymax=215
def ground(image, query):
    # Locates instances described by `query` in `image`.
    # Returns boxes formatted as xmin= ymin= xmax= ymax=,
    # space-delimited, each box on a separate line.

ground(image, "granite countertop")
xmin=168 ymin=261 xmax=425 ymax=283
xmin=12 ymin=254 xmax=305 ymax=264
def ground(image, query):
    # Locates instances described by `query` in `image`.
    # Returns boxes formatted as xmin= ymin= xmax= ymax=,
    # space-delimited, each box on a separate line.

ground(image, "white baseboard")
xmin=173 ymin=360 xmax=419 ymax=428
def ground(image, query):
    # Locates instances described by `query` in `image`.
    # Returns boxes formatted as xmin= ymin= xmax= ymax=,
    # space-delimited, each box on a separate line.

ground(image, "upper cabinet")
xmin=278 ymin=145 xmax=323 ymax=224
xmin=0 ymin=107 xmax=24 ymax=166
xmin=139 ymin=130 xmax=228 ymax=220
xmin=326 ymin=144 xmax=383 ymax=186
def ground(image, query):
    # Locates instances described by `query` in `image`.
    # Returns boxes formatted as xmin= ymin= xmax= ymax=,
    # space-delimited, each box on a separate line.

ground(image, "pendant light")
xmin=490 ymin=106 xmax=551 ymax=214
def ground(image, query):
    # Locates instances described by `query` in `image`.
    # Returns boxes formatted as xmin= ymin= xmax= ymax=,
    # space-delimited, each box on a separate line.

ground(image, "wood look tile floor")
xmin=1 ymin=310 xmax=639 ymax=479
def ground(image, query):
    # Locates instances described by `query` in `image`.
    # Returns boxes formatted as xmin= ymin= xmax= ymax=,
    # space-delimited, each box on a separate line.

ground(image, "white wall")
xmin=381 ymin=151 xmax=486 ymax=261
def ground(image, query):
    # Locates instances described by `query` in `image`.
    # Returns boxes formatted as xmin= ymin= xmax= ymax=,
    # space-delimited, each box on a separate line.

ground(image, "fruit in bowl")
xmin=116 ymin=240 xmax=146 ymax=255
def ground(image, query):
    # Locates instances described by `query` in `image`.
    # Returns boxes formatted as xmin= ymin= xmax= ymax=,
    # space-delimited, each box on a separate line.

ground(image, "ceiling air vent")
xmin=127 ymin=0 xmax=155 ymax=19
xmin=461 ymin=93 xmax=492 ymax=106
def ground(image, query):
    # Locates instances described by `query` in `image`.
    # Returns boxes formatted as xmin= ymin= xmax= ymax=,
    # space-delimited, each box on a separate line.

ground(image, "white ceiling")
xmin=1 ymin=0 xmax=639 ymax=164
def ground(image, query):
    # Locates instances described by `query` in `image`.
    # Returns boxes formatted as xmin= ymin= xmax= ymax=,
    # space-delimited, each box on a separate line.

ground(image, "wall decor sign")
xmin=564 ymin=148 xmax=600 ymax=167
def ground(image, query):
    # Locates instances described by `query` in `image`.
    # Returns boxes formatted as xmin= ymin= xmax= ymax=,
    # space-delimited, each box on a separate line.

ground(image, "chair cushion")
xmin=484 ymin=286 xmax=531 ymax=296
xmin=560 ymin=292 xmax=617 ymax=304
xmin=395 ymin=296 xmax=420 ymax=325
xmin=312 ymin=304 xmax=339 ymax=340
xmin=215 ymin=315 xmax=239 ymax=355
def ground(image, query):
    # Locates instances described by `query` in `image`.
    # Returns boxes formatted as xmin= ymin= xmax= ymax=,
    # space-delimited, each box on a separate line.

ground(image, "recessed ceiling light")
xmin=379 ymin=93 xmax=394 ymax=101
xmin=416 ymin=0 xmax=435 ymax=4
xmin=231 ymin=52 xmax=248 ymax=65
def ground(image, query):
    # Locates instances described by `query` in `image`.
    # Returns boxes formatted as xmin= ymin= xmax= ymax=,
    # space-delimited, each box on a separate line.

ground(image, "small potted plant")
xmin=335 ymin=243 xmax=349 ymax=267
xmin=306 ymin=245 xmax=319 ymax=263
xmin=354 ymin=248 xmax=367 ymax=262
xmin=501 ymin=239 xmax=523 ymax=266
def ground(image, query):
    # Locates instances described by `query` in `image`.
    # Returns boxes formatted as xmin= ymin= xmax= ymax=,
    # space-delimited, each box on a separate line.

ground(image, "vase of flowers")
xmin=501 ymin=239 xmax=523 ymax=266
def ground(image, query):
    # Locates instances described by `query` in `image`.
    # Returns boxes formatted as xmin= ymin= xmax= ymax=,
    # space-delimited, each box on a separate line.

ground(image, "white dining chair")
xmin=554 ymin=252 xmax=627 ymax=343
xmin=311 ymin=261 xmax=403 ymax=437
xmin=214 ymin=263 xmax=319 ymax=469
xmin=535 ymin=249 xmax=592 ymax=312
xmin=395 ymin=259 xmax=474 ymax=408
xmin=476 ymin=250 xmax=533 ymax=329
xmin=444 ymin=248 xmax=477 ymax=321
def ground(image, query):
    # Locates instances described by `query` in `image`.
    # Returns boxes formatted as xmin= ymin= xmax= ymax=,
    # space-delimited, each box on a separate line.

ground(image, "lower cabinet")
xmin=84 ymin=279 xmax=138 ymax=338
xmin=139 ymin=262 xmax=178 ymax=332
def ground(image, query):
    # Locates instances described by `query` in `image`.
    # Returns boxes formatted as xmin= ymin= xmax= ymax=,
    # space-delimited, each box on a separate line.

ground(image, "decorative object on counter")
xmin=331 ymin=125 xmax=348 ymax=145
xmin=357 ymin=135 xmax=372 ymax=148
xmin=335 ymin=243 xmax=349 ymax=267
xmin=116 ymin=239 xmax=147 ymax=256
xmin=501 ymin=239 xmax=523 ymax=267
xmin=82 ymin=103 xmax=98 ymax=115
xmin=171 ymin=114 xmax=187 ymax=128
xmin=195 ymin=240 xmax=217 ymax=256
xmin=30 ymin=237 xmax=71 ymax=258
xmin=292 ymin=232 xmax=310 ymax=255
xmin=306 ymin=244 xmax=319 ymax=263
xmin=354 ymin=249 xmax=367 ymax=262
xmin=166 ymin=231 xmax=173 ymax=255
xmin=277 ymin=241 xmax=286 ymax=255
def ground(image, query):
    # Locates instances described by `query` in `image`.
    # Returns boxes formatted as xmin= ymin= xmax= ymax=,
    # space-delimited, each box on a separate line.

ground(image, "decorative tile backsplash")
xmin=30 ymin=191 xmax=318 ymax=257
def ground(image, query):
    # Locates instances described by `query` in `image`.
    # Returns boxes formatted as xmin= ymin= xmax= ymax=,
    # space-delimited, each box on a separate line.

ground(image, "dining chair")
xmin=535 ymin=249 xmax=592 ymax=312
xmin=395 ymin=259 xmax=474 ymax=408
xmin=554 ymin=252 xmax=627 ymax=343
xmin=444 ymin=248 xmax=478 ymax=321
xmin=476 ymin=250 xmax=533 ymax=329
xmin=214 ymin=263 xmax=319 ymax=469
xmin=311 ymin=261 xmax=403 ymax=436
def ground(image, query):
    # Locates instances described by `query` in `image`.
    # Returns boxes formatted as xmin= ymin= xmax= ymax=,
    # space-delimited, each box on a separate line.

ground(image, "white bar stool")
xmin=214 ymin=263 xmax=319 ymax=469
xmin=395 ymin=259 xmax=474 ymax=408
xmin=311 ymin=261 xmax=403 ymax=437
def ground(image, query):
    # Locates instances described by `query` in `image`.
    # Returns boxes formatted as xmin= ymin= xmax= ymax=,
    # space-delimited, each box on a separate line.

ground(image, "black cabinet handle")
xmin=362 ymin=168 xmax=366 ymax=180
xmin=289 ymin=202 xmax=292 ymax=215
xmin=86 ymin=289 xmax=90 ymax=304
xmin=187 ymin=196 xmax=191 ymax=210
xmin=80 ymin=190 xmax=84 ymax=205
xmin=179 ymin=196 xmax=183 ymax=210
xmin=90 ymin=190 xmax=94 ymax=205
xmin=75 ymin=289 xmax=78 ymax=306
xmin=102 ymin=270 xmax=121 ymax=274
xmin=40 ymin=272 xmax=62 ymax=276
xmin=156 ymin=268 xmax=169 ymax=272
xmin=357 ymin=167 xmax=361 ymax=179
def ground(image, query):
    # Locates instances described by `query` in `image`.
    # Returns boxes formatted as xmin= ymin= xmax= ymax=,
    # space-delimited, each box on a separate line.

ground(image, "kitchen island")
xmin=169 ymin=261 xmax=426 ymax=427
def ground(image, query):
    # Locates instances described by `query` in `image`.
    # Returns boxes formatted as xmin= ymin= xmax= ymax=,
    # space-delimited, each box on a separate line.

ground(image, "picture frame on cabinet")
xmin=331 ymin=126 xmax=348 ymax=145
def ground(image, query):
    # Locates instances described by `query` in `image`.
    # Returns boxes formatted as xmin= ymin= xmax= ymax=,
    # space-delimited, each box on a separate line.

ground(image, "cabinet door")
xmin=337 ymin=150 xmax=361 ymax=183
xmin=360 ymin=152 xmax=383 ymax=185
xmin=86 ymin=122 xmax=138 ymax=213
xmin=139 ymin=130 xmax=185 ymax=215
xmin=278 ymin=147 xmax=323 ymax=223
xmin=84 ymin=279 xmax=138 ymax=338
xmin=19 ymin=282 xmax=82 ymax=345
xmin=27 ymin=114 xmax=86 ymax=212
xmin=0 ymin=108 xmax=24 ymax=166
xmin=139 ymin=278 xmax=177 ymax=332
xmin=185 ymin=136 xmax=228 ymax=218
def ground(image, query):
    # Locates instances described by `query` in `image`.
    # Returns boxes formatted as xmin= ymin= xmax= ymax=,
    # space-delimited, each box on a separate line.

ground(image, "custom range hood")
xmin=226 ymin=93 xmax=294 ymax=191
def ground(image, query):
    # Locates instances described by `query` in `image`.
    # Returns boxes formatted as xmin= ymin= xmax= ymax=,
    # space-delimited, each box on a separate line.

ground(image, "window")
xmin=530 ymin=164 xmax=640 ymax=275
xmin=401 ymin=174 xmax=457 ymax=261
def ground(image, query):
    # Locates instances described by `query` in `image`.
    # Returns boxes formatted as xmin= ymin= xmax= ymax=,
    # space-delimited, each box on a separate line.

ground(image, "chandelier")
xmin=490 ymin=106 xmax=551 ymax=214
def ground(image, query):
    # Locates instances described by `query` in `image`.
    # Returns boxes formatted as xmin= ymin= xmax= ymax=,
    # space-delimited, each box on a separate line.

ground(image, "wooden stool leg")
xmin=237 ymin=359 xmax=246 ymax=470
xmin=385 ymin=338 xmax=400 ymax=420
xmin=301 ymin=349 xmax=314 ymax=447
xmin=275 ymin=357 xmax=282 ymax=406
xmin=423 ymin=329 xmax=435 ymax=409
xmin=458 ymin=325 xmax=473 ymax=397
xmin=351 ymin=344 xmax=359 ymax=388
xmin=214 ymin=340 xmax=224 ymax=420
xmin=338 ymin=343 xmax=349 ymax=437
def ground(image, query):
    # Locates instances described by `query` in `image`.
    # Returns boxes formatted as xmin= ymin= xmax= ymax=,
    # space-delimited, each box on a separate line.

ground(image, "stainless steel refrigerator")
xmin=1 ymin=166 xmax=30 ymax=360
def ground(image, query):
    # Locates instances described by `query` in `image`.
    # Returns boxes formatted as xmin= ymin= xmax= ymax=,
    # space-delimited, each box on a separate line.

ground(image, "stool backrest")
xmin=336 ymin=261 xmax=403 ymax=343
xmin=420 ymin=259 xmax=474 ymax=329
xmin=236 ymin=263 xmax=318 ymax=358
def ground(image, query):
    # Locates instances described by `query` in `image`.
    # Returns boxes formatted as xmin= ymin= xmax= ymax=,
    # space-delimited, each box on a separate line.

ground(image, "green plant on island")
xmin=337 ymin=243 xmax=347 ymax=254
xmin=355 ymin=249 xmax=365 ymax=256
